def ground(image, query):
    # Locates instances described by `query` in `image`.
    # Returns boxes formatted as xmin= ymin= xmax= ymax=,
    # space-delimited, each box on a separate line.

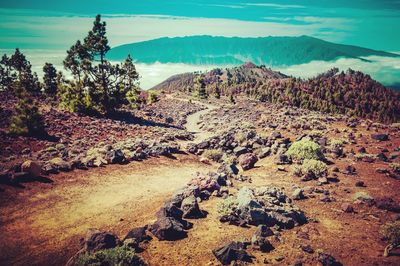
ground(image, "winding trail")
xmin=185 ymin=104 xmax=217 ymax=142
xmin=0 ymin=96 xmax=220 ymax=266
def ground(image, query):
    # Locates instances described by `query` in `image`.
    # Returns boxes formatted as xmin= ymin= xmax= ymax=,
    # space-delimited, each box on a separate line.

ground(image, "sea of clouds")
xmin=1 ymin=49 xmax=399 ymax=90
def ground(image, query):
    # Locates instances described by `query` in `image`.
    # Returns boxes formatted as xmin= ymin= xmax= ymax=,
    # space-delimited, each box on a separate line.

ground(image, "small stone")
xmin=20 ymin=160 xmax=42 ymax=177
xmin=355 ymin=181 xmax=365 ymax=187
xmin=341 ymin=203 xmax=354 ymax=213
xmin=292 ymin=188 xmax=305 ymax=200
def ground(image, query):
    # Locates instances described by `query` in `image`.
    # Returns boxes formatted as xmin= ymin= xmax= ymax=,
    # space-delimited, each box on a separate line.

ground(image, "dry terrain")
xmin=1 ymin=92 xmax=400 ymax=266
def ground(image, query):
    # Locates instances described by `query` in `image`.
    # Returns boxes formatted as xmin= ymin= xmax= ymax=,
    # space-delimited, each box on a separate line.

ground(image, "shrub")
xmin=352 ymin=191 xmax=374 ymax=202
xmin=308 ymin=130 xmax=323 ymax=138
xmin=287 ymin=139 xmax=324 ymax=162
xmin=217 ymin=196 xmax=238 ymax=217
xmin=202 ymin=149 xmax=224 ymax=162
xmin=293 ymin=159 xmax=327 ymax=178
xmin=390 ymin=163 xmax=400 ymax=174
xmin=9 ymin=93 xmax=46 ymax=136
xmin=75 ymin=245 xmax=146 ymax=266
xmin=391 ymin=123 xmax=400 ymax=129
xmin=234 ymin=132 xmax=247 ymax=144
xmin=147 ymin=91 xmax=158 ymax=104
xmin=380 ymin=221 xmax=400 ymax=257
xmin=355 ymin=153 xmax=376 ymax=161
xmin=330 ymin=138 xmax=346 ymax=147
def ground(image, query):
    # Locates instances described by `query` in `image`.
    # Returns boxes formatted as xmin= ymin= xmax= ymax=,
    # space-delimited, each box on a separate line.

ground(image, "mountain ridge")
xmin=108 ymin=35 xmax=399 ymax=66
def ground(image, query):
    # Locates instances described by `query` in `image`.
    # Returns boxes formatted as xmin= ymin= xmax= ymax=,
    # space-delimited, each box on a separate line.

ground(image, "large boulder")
xmin=20 ymin=160 xmax=42 ymax=177
xmin=212 ymin=241 xmax=252 ymax=265
xmin=149 ymin=216 xmax=187 ymax=241
xmin=106 ymin=149 xmax=126 ymax=164
xmin=181 ymin=195 xmax=205 ymax=219
xmin=123 ymin=226 xmax=152 ymax=246
xmin=222 ymin=187 xmax=307 ymax=229
xmin=48 ymin=157 xmax=72 ymax=172
xmin=371 ymin=133 xmax=389 ymax=141
xmin=238 ymin=153 xmax=258 ymax=171
xmin=83 ymin=229 xmax=121 ymax=253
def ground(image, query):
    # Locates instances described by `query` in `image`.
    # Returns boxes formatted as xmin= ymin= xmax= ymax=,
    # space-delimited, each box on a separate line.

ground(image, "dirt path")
xmin=0 ymin=155 xmax=215 ymax=266
xmin=184 ymin=103 xmax=217 ymax=142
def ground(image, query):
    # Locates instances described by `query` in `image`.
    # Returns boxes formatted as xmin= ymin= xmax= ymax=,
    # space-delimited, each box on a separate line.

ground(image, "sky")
xmin=0 ymin=0 xmax=399 ymax=88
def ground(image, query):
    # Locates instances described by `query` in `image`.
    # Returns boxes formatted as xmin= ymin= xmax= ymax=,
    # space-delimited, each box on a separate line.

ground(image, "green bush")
xmin=352 ymin=191 xmax=374 ymax=202
xmin=293 ymin=159 xmax=327 ymax=178
xmin=390 ymin=163 xmax=400 ymax=174
xmin=147 ymin=91 xmax=158 ymax=104
xmin=287 ymin=139 xmax=324 ymax=162
xmin=234 ymin=132 xmax=247 ymax=144
xmin=9 ymin=95 xmax=46 ymax=136
xmin=202 ymin=149 xmax=224 ymax=162
xmin=308 ymin=130 xmax=323 ymax=138
xmin=330 ymin=138 xmax=346 ymax=148
xmin=380 ymin=221 xmax=400 ymax=257
xmin=217 ymin=196 xmax=238 ymax=217
xmin=75 ymin=245 xmax=146 ymax=266
xmin=355 ymin=153 xmax=375 ymax=161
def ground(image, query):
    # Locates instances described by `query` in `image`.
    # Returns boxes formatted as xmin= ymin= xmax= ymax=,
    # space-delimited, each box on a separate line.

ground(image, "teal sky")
xmin=1 ymin=1 xmax=399 ymax=89
xmin=0 ymin=0 xmax=399 ymax=51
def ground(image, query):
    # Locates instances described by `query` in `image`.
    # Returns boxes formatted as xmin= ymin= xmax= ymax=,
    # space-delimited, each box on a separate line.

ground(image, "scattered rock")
xmin=371 ymin=133 xmax=389 ymax=141
xmin=343 ymin=165 xmax=356 ymax=175
xmin=341 ymin=203 xmax=354 ymax=213
xmin=149 ymin=216 xmax=188 ymax=241
xmin=316 ymin=251 xmax=343 ymax=266
xmin=213 ymin=241 xmax=252 ymax=265
xmin=355 ymin=181 xmax=365 ymax=187
xmin=238 ymin=153 xmax=258 ymax=171
xmin=20 ymin=160 xmax=42 ymax=177
xmin=123 ymin=226 xmax=152 ymax=246
xmin=375 ymin=197 xmax=400 ymax=213
xmin=181 ymin=195 xmax=205 ymax=219
xmin=292 ymin=188 xmax=305 ymax=200
xmin=82 ymin=229 xmax=121 ymax=253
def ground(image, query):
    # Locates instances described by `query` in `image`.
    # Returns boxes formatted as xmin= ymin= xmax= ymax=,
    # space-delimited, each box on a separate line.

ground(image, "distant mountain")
xmin=108 ymin=35 xmax=399 ymax=66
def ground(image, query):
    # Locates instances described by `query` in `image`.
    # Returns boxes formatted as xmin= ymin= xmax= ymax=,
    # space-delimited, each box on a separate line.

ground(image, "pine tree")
xmin=9 ymin=83 xmax=45 ymax=136
xmin=9 ymin=49 xmax=39 ymax=93
xmin=42 ymin=63 xmax=58 ymax=94
xmin=194 ymin=75 xmax=207 ymax=99
xmin=61 ymin=15 xmax=141 ymax=114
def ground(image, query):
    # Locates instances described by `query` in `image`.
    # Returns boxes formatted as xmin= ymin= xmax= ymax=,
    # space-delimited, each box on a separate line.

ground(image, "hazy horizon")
xmin=1 ymin=1 xmax=399 ymax=89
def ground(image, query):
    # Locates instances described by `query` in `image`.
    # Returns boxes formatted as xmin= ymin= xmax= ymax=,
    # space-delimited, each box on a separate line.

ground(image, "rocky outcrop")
xmin=213 ymin=241 xmax=253 ymax=265
xmin=220 ymin=187 xmax=307 ymax=229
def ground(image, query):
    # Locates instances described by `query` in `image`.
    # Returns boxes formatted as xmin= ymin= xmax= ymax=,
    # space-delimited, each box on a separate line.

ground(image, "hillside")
xmin=152 ymin=62 xmax=288 ymax=92
xmin=152 ymin=64 xmax=400 ymax=123
xmin=108 ymin=35 xmax=399 ymax=66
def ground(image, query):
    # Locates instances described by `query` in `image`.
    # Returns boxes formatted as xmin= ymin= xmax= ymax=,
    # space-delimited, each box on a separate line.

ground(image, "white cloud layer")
xmin=1 ymin=49 xmax=399 ymax=90
xmin=276 ymin=55 xmax=400 ymax=87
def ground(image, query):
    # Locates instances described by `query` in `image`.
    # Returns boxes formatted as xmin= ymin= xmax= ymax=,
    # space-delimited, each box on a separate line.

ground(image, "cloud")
xmin=245 ymin=3 xmax=305 ymax=9
xmin=0 ymin=9 xmax=352 ymax=50
xmin=2 ymin=48 xmax=399 ymax=90
xmin=276 ymin=55 xmax=400 ymax=88
xmin=207 ymin=4 xmax=245 ymax=9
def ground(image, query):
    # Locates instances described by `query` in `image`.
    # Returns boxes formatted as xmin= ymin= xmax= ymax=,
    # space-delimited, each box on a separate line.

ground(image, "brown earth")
xmin=1 ymin=95 xmax=400 ymax=266
xmin=0 ymin=154 xmax=215 ymax=266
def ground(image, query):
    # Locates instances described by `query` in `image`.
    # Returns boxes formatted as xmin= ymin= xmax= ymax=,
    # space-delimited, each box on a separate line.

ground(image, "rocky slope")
xmin=0 ymin=90 xmax=400 ymax=265
xmin=153 ymin=64 xmax=400 ymax=123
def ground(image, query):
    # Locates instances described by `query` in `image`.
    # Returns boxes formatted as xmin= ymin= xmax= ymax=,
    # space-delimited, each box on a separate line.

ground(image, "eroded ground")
xmin=1 ymin=93 xmax=400 ymax=266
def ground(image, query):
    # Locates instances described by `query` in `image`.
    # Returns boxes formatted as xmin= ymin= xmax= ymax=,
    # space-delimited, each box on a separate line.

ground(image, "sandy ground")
xmin=0 ymin=154 xmax=215 ymax=266
xmin=1 ymin=105 xmax=400 ymax=266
